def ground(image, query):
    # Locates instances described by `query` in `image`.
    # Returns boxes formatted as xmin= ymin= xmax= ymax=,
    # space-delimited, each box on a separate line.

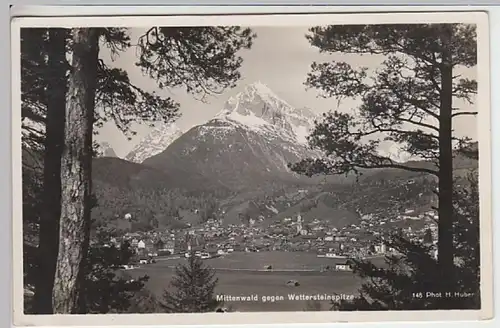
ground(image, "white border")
xmin=10 ymin=10 xmax=493 ymax=326
xmin=5 ymin=4 xmax=499 ymax=17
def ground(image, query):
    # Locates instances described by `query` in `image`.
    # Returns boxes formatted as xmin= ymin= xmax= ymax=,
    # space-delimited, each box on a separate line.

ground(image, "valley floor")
xmin=125 ymin=251 xmax=382 ymax=312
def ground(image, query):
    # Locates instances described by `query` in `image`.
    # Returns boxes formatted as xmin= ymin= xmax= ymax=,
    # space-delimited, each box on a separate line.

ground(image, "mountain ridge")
xmin=98 ymin=142 xmax=118 ymax=158
xmin=22 ymin=82 xmax=479 ymax=233
xmin=125 ymin=122 xmax=184 ymax=163
xmin=141 ymin=82 xmax=322 ymax=191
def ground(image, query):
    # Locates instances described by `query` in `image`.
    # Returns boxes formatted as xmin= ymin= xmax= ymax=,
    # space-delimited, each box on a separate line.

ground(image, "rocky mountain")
xmin=217 ymin=81 xmax=317 ymax=145
xmin=98 ymin=142 xmax=118 ymax=158
xmin=125 ymin=122 xmax=184 ymax=163
xmin=142 ymin=82 xmax=322 ymax=191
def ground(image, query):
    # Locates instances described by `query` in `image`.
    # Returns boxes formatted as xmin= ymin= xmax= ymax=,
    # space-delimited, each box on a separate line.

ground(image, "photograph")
xmin=11 ymin=10 xmax=492 ymax=325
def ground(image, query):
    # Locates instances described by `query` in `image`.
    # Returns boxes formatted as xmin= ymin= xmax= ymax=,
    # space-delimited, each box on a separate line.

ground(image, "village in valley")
xmin=100 ymin=202 xmax=439 ymax=272
xmin=17 ymin=17 xmax=482 ymax=316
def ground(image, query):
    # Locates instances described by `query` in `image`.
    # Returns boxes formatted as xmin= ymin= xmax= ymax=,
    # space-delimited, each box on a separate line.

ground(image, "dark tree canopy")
xmin=20 ymin=29 xmax=52 ymax=152
xmin=290 ymin=24 xmax=479 ymax=288
xmin=423 ymin=228 xmax=433 ymax=244
xmin=24 ymin=230 xmax=158 ymax=314
xmin=20 ymin=28 xmax=177 ymax=150
xmin=290 ymin=24 xmax=477 ymax=177
xmin=21 ymin=26 xmax=256 ymax=148
xmin=21 ymin=25 xmax=255 ymax=314
xmin=79 ymin=239 xmax=151 ymax=314
xmin=334 ymin=173 xmax=479 ymax=311
xmin=137 ymin=26 xmax=255 ymax=96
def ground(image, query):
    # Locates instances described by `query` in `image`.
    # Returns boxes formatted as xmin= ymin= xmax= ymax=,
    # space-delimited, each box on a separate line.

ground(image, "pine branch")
xmin=452 ymin=111 xmax=477 ymax=118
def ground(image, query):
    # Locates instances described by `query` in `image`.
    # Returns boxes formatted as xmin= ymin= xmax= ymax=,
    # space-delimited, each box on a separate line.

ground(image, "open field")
xmin=125 ymin=251 xmax=383 ymax=311
xmin=157 ymin=251 xmax=357 ymax=269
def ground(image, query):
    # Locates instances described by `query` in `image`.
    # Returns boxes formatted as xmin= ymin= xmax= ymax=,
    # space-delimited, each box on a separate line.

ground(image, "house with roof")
xmin=130 ymin=238 xmax=139 ymax=248
xmin=335 ymin=260 xmax=354 ymax=271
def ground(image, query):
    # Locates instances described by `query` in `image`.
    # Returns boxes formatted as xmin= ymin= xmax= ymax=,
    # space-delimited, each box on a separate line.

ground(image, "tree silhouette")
xmin=197 ymin=194 xmax=219 ymax=222
xmin=290 ymin=24 xmax=478 ymax=289
xmin=137 ymin=26 xmax=254 ymax=96
xmin=52 ymin=28 xmax=100 ymax=313
xmin=423 ymin=228 xmax=433 ymax=244
xmin=78 ymin=238 xmax=153 ymax=314
xmin=21 ymin=26 xmax=255 ymax=314
xmin=21 ymin=28 xmax=70 ymax=313
xmin=24 ymin=227 xmax=157 ymax=314
xmin=161 ymin=250 xmax=221 ymax=313
xmin=333 ymin=172 xmax=479 ymax=310
xmin=21 ymin=27 xmax=178 ymax=313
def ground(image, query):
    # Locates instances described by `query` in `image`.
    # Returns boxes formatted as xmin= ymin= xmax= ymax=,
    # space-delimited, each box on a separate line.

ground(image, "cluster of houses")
xmin=101 ymin=204 xmax=439 ymax=269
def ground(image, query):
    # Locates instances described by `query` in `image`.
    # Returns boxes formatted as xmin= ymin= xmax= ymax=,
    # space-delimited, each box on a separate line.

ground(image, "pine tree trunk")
xmin=34 ymin=28 xmax=68 ymax=314
xmin=52 ymin=28 xmax=99 ymax=314
xmin=437 ymin=25 xmax=455 ymax=293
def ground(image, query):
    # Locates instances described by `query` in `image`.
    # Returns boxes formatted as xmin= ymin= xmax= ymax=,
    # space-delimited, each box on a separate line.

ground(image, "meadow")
xmin=127 ymin=251 xmax=379 ymax=311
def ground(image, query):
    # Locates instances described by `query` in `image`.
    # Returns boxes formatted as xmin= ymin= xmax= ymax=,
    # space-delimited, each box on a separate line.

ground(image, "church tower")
xmin=296 ymin=214 xmax=303 ymax=234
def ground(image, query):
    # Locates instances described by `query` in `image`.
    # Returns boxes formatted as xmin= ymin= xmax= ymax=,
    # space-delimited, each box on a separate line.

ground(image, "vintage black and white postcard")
xmin=11 ymin=10 xmax=492 ymax=326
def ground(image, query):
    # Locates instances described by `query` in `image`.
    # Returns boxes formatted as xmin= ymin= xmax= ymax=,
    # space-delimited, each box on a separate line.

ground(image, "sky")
xmin=96 ymin=26 xmax=478 ymax=158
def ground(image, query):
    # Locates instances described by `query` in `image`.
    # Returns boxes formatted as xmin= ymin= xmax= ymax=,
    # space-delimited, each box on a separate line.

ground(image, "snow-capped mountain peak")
xmin=141 ymin=82 xmax=321 ymax=191
xmin=97 ymin=142 xmax=118 ymax=158
xmin=125 ymin=122 xmax=184 ymax=163
xmin=220 ymin=81 xmax=294 ymax=118
xmin=378 ymin=142 xmax=415 ymax=163
xmin=214 ymin=82 xmax=318 ymax=144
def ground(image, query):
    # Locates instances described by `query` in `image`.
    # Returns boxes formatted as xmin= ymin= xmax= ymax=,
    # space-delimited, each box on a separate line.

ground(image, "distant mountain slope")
xmin=93 ymin=157 xmax=180 ymax=190
xmin=92 ymin=157 xmax=231 ymax=231
xmin=21 ymin=77 xmax=479 ymax=234
xmin=221 ymin=170 xmax=442 ymax=228
xmin=142 ymin=82 xmax=322 ymax=191
xmin=92 ymin=157 xmax=230 ymax=197
xmin=98 ymin=142 xmax=118 ymax=158
xmin=125 ymin=122 xmax=183 ymax=163
xmin=134 ymin=82 xmax=479 ymax=230
xmin=216 ymin=147 xmax=478 ymax=227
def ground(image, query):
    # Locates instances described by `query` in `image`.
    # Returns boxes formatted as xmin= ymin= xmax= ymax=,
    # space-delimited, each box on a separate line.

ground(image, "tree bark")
xmin=437 ymin=25 xmax=455 ymax=294
xmin=52 ymin=28 xmax=99 ymax=314
xmin=34 ymin=28 xmax=67 ymax=314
